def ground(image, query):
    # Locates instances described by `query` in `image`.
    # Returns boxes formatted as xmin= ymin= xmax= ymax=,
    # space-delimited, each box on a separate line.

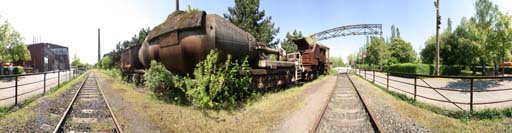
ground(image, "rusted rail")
xmin=311 ymin=72 xmax=382 ymax=132
xmin=53 ymin=73 xmax=122 ymax=133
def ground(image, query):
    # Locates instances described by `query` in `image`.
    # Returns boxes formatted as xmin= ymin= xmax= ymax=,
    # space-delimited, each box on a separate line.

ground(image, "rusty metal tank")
xmin=121 ymin=44 xmax=144 ymax=70
xmin=139 ymin=11 xmax=258 ymax=75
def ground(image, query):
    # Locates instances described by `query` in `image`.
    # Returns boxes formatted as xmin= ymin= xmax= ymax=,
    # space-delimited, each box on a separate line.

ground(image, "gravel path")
xmin=356 ymin=69 xmax=512 ymax=111
xmin=349 ymin=74 xmax=431 ymax=132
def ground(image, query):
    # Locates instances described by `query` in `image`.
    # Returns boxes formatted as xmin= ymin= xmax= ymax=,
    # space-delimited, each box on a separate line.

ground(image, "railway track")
xmin=53 ymin=73 xmax=122 ymax=133
xmin=313 ymin=72 xmax=382 ymax=132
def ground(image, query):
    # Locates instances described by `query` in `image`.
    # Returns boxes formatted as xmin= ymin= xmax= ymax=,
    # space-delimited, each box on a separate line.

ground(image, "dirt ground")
xmin=94 ymin=71 xmax=161 ymax=132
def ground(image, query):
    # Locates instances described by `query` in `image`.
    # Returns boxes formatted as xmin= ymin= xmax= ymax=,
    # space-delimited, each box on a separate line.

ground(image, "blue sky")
xmin=1 ymin=0 xmax=511 ymax=64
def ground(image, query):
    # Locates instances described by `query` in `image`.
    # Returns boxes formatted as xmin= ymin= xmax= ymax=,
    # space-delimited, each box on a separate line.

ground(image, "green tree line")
xmin=420 ymin=0 xmax=512 ymax=75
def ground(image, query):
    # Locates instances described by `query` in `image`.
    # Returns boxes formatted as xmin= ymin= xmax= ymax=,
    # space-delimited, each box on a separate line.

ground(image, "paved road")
xmin=0 ymin=70 xmax=77 ymax=107
xmin=354 ymin=69 xmax=512 ymax=111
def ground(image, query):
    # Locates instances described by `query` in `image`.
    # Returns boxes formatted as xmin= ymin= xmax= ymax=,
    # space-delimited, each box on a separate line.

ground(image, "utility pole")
xmin=176 ymin=0 xmax=179 ymax=11
xmin=98 ymin=28 xmax=101 ymax=62
xmin=434 ymin=0 xmax=441 ymax=76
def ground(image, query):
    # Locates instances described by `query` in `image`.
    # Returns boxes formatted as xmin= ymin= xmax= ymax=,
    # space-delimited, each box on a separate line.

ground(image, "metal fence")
xmin=354 ymin=68 xmax=512 ymax=112
xmin=0 ymin=69 xmax=84 ymax=106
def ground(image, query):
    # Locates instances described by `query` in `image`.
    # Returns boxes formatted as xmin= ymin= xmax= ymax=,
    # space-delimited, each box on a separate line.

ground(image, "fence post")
xmin=58 ymin=70 xmax=60 ymax=88
xmin=386 ymin=72 xmax=389 ymax=90
xmin=470 ymin=78 xmax=474 ymax=112
xmin=43 ymin=73 xmax=46 ymax=96
xmin=373 ymin=70 xmax=375 ymax=83
xmin=364 ymin=69 xmax=367 ymax=79
xmin=15 ymin=76 xmax=18 ymax=105
xmin=414 ymin=76 xmax=417 ymax=100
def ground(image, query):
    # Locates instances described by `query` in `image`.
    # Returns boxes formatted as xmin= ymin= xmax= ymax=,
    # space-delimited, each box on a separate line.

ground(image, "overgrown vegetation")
xmin=144 ymin=50 xmax=255 ymax=109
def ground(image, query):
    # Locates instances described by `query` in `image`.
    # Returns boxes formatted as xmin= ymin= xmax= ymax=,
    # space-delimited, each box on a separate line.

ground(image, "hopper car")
xmin=120 ymin=10 xmax=330 ymax=90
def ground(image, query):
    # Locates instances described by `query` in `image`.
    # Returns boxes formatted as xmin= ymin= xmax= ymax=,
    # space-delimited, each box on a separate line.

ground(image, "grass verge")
xmin=351 ymin=72 xmax=512 ymax=132
xmin=96 ymin=70 xmax=329 ymax=132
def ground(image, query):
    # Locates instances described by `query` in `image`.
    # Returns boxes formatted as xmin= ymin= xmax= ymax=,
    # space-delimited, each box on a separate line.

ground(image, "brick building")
xmin=27 ymin=43 xmax=69 ymax=72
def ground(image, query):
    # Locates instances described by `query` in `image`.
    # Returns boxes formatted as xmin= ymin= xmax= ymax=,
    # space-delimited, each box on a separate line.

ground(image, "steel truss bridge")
xmin=310 ymin=24 xmax=383 ymax=41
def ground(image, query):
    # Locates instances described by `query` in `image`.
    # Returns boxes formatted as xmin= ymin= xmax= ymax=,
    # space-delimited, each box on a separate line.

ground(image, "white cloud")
xmin=0 ymin=0 xmax=152 ymax=64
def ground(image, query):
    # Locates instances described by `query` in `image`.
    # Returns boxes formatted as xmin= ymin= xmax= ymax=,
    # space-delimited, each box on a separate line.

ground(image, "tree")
xmin=347 ymin=54 xmax=355 ymax=66
xmin=224 ymin=0 xmax=280 ymax=47
xmin=490 ymin=13 xmax=512 ymax=75
xmin=100 ymin=56 xmax=112 ymax=69
xmin=473 ymin=0 xmax=499 ymax=75
xmin=330 ymin=56 xmax=346 ymax=67
xmin=103 ymin=27 xmax=150 ymax=69
xmin=0 ymin=19 xmax=31 ymax=63
xmin=364 ymin=36 xmax=387 ymax=65
xmin=71 ymin=53 xmax=83 ymax=67
xmin=420 ymin=18 xmax=455 ymax=65
xmin=280 ymin=30 xmax=302 ymax=53
xmin=390 ymin=37 xmax=416 ymax=63
xmin=391 ymin=25 xmax=396 ymax=39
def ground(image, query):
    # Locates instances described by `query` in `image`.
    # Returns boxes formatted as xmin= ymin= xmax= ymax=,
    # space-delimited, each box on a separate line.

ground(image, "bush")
xmin=438 ymin=65 xmax=461 ymax=75
xmin=388 ymin=63 xmax=430 ymax=77
xmin=13 ymin=66 xmax=24 ymax=74
xmin=183 ymin=50 xmax=253 ymax=108
xmin=387 ymin=63 xmax=461 ymax=77
xmin=144 ymin=60 xmax=187 ymax=104
xmin=144 ymin=50 xmax=254 ymax=108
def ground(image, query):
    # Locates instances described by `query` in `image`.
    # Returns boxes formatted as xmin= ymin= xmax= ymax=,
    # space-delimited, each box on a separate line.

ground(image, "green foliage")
xmin=144 ymin=50 xmax=254 ymax=108
xmin=71 ymin=53 xmax=84 ymax=67
xmin=387 ymin=63 xmax=461 ymax=77
xmin=100 ymin=56 xmax=112 ymax=69
xmin=363 ymin=36 xmax=390 ymax=66
xmin=144 ymin=60 xmax=187 ymax=104
xmin=186 ymin=5 xmax=199 ymax=13
xmin=0 ymin=18 xmax=31 ymax=63
xmin=329 ymin=56 xmax=346 ymax=67
xmin=224 ymin=0 xmax=280 ymax=47
xmin=280 ymin=30 xmax=302 ymax=53
xmin=13 ymin=66 xmax=23 ymax=74
xmin=388 ymin=63 xmax=430 ymax=77
xmin=420 ymin=0 xmax=512 ymax=76
xmin=184 ymin=50 xmax=253 ymax=108
xmin=390 ymin=37 xmax=416 ymax=63
xmin=103 ymin=28 xmax=150 ymax=69
xmin=347 ymin=54 xmax=355 ymax=66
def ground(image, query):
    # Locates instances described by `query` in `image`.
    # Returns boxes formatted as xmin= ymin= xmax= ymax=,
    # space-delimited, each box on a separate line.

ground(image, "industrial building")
xmin=27 ymin=43 xmax=70 ymax=72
